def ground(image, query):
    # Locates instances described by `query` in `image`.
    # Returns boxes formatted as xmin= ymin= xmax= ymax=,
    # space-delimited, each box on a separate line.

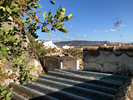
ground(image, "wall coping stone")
xmin=84 ymin=45 xmax=133 ymax=51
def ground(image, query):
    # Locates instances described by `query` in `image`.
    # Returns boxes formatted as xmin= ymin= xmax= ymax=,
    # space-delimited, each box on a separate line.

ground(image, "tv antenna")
xmin=113 ymin=16 xmax=124 ymax=45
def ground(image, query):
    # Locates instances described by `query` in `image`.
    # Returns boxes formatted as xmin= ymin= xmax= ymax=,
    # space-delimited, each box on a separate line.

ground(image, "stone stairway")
xmin=9 ymin=69 xmax=129 ymax=100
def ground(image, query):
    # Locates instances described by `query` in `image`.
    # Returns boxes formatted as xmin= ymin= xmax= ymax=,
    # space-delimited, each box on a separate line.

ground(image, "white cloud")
xmin=83 ymin=35 xmax=87 ymax=38
xmin=105 ymin=30 xmax=109 ymax=32
xmin=93 ymin=30 xmax=97 ymax=32
xmin=52 ymin=35 xmax=55 ymax=36
xmin=51 ymin=34 xmax=55 ymax=37
xmin=77 ymin=34 xmax=81 ymax=37
xmin=119 ymin=24 xmax=127 ymax=27
xmin=110 ymin=29 xmax=117 ymax=31
xmin=69 ymin=25 xmax=73 ymax=28
xmin=63 ymin=36 xmax=70 ymax=38
xmin=52 ymin=37 xmax=61 ymax=41
xmin=70 ymin=38 xmax=74 ymax=40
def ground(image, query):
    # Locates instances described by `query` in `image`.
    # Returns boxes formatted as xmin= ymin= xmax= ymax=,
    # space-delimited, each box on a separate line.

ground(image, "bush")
xmin=0 ymin=0 xmax=72 ymax=99
xmin=64 ymin=48 xmax=83 ymax=59
xmin=27 ymin=32 xmax=56 ymax=67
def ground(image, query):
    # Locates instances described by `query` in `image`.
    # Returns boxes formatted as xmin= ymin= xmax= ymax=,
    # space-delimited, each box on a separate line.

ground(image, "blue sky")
xmin=36 ymin=0 xmax=133 ymax=43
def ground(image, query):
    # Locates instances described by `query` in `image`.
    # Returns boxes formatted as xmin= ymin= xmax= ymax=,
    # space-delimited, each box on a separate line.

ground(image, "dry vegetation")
xmin=115 ymin=45 xmax=133 ymax=51
xmin=78 ymin=59 xmax=83 ymax=70
xmin=84 ymin=46 xmax=99 ymax=50
xmin=84 ymin=45 xmax=133 ymax=51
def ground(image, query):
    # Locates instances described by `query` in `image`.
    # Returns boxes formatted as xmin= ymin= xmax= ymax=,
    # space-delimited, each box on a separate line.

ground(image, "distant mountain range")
xmin=54 ymin=40 xmax=133 ymax=47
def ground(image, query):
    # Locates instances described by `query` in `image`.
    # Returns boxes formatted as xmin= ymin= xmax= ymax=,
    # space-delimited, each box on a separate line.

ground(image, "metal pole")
xmin=114 ymin=17 xmax=124 ymax=45
xmin=117 ymin=25 xmax=124 ymax=45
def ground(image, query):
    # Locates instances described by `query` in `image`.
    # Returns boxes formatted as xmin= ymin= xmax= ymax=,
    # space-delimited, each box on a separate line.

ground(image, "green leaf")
xmin=9 ymin=36 xmax=16 ymax=42
xmin=6 ymin=92 xmax=12 ymax=98
xmin=1 ymin=47 xmax=9 ymax=51
xmin=10 ymin=3 xmax=18 ymax=8
xmin=50 ymin=0 xmax=55 ymax=4
xmin=36 ymin=26 xmax=40 ymax=29
xmin=5 ymin=97 xmax=12 ymax=100
xmin=6 ymin=6 xmax=12 ymax=14
xmin=39 ymin=4 xmax=42 ymax=8
xmin=0 ymin=85 xmax=6 ymax=91
xmin=48 ymin=10 xmax=52 ymax=16
xmin=1 ymin=90 xmax=7 ymax=95
xmin=24 ymin=22 xmax=29 ymax=26
xmin=62 ymin=8 xmax=66 ymax=12
xmin=12 ymin=8 xmax=21 ymax=13
xmin=13 ymin=68 xmax=17 ymax=72
xmin=18 ymin=59 xmax=22 ymax=63
xmin=23 ymin=81 xmax=27 ymax=85
xmin=0 ymin=6 xmax=5 ymax=11
xmin=37 ymin=10 xmax=41 ymax=13
xmin=9 ymin=87 xmax=13 ymax=91
xmin=0 ymin=30 xmax=3 ymax=34
xmin=68 ymin=14 xmax=73 ymax=19
xmin=14 ymin=80 xmax=16 ymax=85
xmin=51 ymin=28 xmax=55 ymax=31
xmin=0 ymin=43 xmax=3 ymax=47
xmin=43 ymin=12 xmax=47 ymax=20
xmin=15 ymin=39 xmax=20 ymax=43
xmin=47 ymin=32 xmax=50 ymax=35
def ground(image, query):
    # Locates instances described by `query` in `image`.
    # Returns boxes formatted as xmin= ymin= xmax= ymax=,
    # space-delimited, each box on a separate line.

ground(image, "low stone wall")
xmin=62 ymin=60 xmax=79 ymax=70
xmin=44 ymin=56 xmax=79 ymax=72
xmin=44 ymin=56 xmax=61 ymax=73
xmin=83 ymin=45 xmax=133 ymax=76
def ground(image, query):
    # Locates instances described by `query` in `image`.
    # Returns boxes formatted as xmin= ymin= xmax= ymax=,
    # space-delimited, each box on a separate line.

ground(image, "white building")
xmin=63 ymin=45 xmax=75 ymax=49
xmin=43 ymin=40 xmax=60 ymax=50
xmin=63 ymin=45 xmax=70 ymax=49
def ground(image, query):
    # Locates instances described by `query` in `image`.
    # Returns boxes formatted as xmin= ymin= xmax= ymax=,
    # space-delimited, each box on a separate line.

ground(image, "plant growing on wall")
xmin=0 ymin=0 xmax=73 ymax=99
xmin=64 ymin=48 xmax=83 ymax=59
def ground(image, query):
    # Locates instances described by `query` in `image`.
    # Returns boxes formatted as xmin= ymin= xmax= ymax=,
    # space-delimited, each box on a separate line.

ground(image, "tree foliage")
xmin=0 ymin=0 xmax=72 ymax=99
xmin=27 ymin=32 xmax=56 ymax=67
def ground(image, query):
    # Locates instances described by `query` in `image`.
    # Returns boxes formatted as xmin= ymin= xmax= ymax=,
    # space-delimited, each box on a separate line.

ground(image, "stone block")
xmin=84 ymin=62 xmax=103 ymax=72
xmin=114 ymin=77 xmax=133 ymax=100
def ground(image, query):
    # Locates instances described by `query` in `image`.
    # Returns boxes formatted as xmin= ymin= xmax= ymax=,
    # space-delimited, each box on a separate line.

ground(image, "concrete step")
xmin=9 ymin=82 xmax=58 ymax=100
xmin=9 ymin=69 xmax=129 ymax=100
xmin=10 ymin=90 xmax=28 ymax=100
xmin=35 ymin=77 xmax=115 ymax=100
xmin=48 ymin=70 xmax=122 ymax=89
xmin=39 ymin=75 xmax=118 ymax=95
xmin=59 ymin=69 xmax=129 ymax=82
xmin=25 ymin=82 xmax=89 ymax=100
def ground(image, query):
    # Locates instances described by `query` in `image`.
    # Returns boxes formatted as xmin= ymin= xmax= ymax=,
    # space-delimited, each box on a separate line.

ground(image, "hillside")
xmin=54 ymin=40 xmax=122 ymax=46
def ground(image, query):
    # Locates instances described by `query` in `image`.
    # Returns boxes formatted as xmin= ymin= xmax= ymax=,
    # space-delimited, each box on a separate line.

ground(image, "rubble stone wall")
xmin=44 ymin=57 xmax=61 ymax=72
xmin=83 ymin=46 xmax=133 ymax=76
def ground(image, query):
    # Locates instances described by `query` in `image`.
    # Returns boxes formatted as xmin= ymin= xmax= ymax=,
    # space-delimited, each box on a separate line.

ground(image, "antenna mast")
xmin=113 ymin=17 xmax=124 ymax=45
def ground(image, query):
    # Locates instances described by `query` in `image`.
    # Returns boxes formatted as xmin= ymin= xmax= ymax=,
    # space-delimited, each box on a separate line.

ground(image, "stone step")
xmin=59 ymin=69 xmax=129 ymax=82
xmin=35 ymin=77 xmax=115 ymax=100
xmin=25 ymin=82 xmax=89 ymax=100
xmin=10 ymin=91 xmax=28 ymax=100
xmin=48 ymin=70 xmax=122 ymax=89
xmin=9 ymin=69 xmax=129 ymax=100
xmin=9 ymin=82 xmax=58 ymax=100
xmin=39 ymin=75 xmax=118 ymax=95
